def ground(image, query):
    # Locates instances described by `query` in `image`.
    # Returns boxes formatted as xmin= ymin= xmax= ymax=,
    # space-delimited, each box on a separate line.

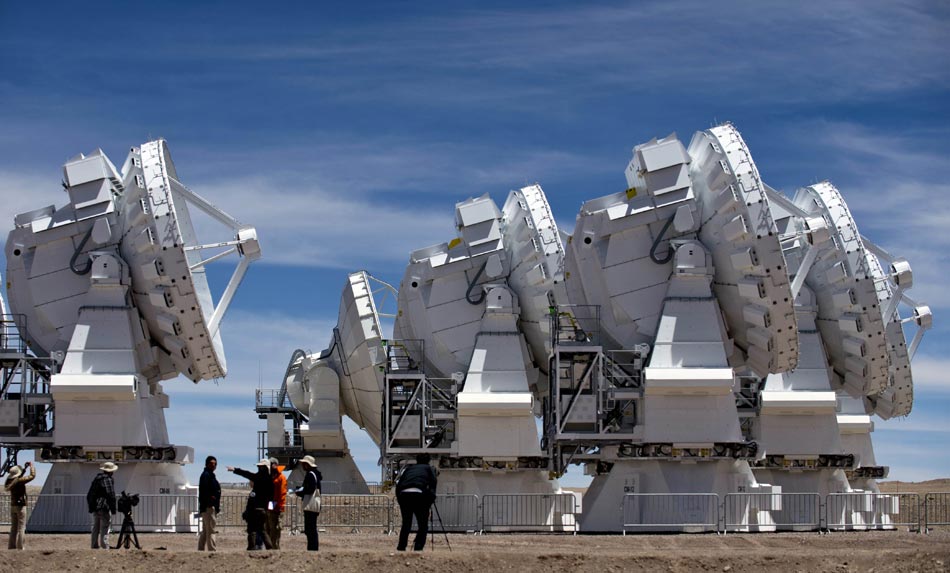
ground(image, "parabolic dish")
xmin=687 ymin=123 xmax=798 ymax=376
xmin=119 ymin=140 xmax=226 ymax=381
xmin=333 ymin=271 xmax=388 ymax=444
xmin=792 ymin=182 xmax=890 ymax=397
xmin=502 ymin=184 xmax=565 ymax=370
xmin=865 ymin=250 xmax=913 ymax=419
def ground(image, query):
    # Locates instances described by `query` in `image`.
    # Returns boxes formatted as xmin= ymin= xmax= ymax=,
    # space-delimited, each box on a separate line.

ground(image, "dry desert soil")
xmin=3 ymin=529 xmax=949 ymax=572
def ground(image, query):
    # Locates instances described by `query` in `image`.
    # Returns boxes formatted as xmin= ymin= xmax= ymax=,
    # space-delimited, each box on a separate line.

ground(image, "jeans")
xmin=304 ymin=510 xmax=319 ymax=551
xmin=91 ymin=510 xmax=112 ymax=549
xmin=397 ymin=492 xmax=433 ymax=551
xmin=198 ymin=508 xmax=217 ymax=551
xmin=8 ymin=506 xmax=26 ymax=549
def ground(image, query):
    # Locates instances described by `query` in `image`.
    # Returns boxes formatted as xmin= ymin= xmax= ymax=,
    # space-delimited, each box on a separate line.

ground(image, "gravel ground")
xmin=3 ymin=530 xmax=949 ymax=572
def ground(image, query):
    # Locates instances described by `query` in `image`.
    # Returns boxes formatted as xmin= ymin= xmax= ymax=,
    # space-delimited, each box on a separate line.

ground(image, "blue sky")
xmin=1 ymin=1 xmax=947 ymax=487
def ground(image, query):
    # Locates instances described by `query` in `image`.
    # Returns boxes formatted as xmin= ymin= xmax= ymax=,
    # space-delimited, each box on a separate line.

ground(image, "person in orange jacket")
xmin=266 ymin=457 xmax=287 ymax=549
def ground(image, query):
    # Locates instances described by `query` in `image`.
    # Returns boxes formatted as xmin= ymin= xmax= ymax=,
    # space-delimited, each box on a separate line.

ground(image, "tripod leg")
xmin=432 ymin=502 xmax=451 ymax=552
xmin=130 ymin=520 xmax=141 ymax=549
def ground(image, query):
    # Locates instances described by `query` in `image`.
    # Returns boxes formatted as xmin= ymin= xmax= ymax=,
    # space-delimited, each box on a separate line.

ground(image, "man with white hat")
xmin=228 ymin=459 xmax=274 ymax=550
xmin=5 ymin=461 xmax=35 ymax=549
xmin=86 ymin=462 xmax=118 ymax=549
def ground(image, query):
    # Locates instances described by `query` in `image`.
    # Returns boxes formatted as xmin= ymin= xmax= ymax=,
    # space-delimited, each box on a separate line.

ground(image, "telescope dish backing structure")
xmin=261 ymin=271 xmax=394 ymax=492
xmin=687 ymin=124 xmax=799 ymax=376
xmin=1 ymin=140 xmax=260 ymax=531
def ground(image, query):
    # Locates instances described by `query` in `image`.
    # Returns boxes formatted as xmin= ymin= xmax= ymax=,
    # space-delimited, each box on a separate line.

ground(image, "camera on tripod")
xmin=118 ymin=491 xmax=140 ymax=515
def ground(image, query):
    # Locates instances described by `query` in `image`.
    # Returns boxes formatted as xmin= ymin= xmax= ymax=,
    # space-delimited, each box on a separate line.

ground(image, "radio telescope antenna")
xmin=790 ymin=182 xmax=890 ymax=398
xmin=687 ymin=123 xmax=798 ymax=376
xmin=266 ymin=271 xmax=391 ymax=493
xmin=121 ymin=140 xmax=261 ymax=380
xmin=2 ymin=140 xmax=260 ymax=531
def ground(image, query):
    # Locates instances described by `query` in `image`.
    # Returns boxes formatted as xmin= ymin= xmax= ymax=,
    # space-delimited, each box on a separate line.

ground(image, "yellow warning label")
xmin=625 ymin=187 xmax=638 ymax=200
xmin=448 ymin=237 xmax=462 ymax=249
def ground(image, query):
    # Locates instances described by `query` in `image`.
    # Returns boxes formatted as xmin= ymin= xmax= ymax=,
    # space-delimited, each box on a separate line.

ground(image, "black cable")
xmin=465 ymin=260 xmax=488 ymax=305
xmin=69 ymin=225 xmax=95 ymax=275
xmin=649 ymin=215 xmax=676 ymax=265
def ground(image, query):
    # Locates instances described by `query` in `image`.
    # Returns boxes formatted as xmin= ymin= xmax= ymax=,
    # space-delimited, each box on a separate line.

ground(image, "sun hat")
xmin=256 ymin=458 xmax=270 ymax=467
xmin=6 ymin=466 xmax=22 ymax=480
xmin=299 ymin=455 xmax=317 ymax=468
xmin=100 ymin=462 xmax=118 ymax=473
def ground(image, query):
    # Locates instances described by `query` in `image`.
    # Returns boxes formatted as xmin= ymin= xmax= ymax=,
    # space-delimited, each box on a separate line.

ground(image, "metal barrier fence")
xmin=826 ymin=492 xmax=920 ymax=532
xmin=924 ymin=492 xmax=950 ymax=531
xmin=723 ymin=493 xmax=821 ymax=532
xmin=6 ymin=490 xmax=949 ymax=534
xmin=481 ymin=493 xmax=578 ymax=533
xmin=305 ymin=495 xmax=393 ymax=532
xmin=622 ymin=494 xmax=719 ymax=533
xmin=403 ymin=494 xmax=481 ymax=533
xmin=19 ymin=494 xmax=198 ymax=532
xmin=432 ymin=494 xmax=480 ymax=531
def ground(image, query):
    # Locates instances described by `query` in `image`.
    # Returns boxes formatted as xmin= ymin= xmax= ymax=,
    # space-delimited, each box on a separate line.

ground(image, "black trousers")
xmin=304 ymin=511 xmax=319 ymax=551
xmin=397 ymin=492 xmax=433 ymax=551
xmin=245 ymin=508 xmax=271 ymax=550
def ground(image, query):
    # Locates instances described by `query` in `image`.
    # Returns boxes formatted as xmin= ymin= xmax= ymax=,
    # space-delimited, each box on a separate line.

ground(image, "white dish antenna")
xmin=5 ymin=140 xmax=260 ymax=382
xmin=284 ymin=271 xmax=394 ymax=444
xmin=687 ymin=124 xmax=798 ymax=376
xmin=858 ymin=238 xmax=930 ymax=418
xmin=790 ymin=182 xmax=890 ymax=398
xmin=502 ymin=184 xmax=566 ymax=367
xmin=118 ymin=140 xmax=260 ymax=380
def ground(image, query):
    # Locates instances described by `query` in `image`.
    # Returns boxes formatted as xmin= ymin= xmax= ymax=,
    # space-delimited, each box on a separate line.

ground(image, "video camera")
xmin=118 ymin=491 xmax=140 ymax=515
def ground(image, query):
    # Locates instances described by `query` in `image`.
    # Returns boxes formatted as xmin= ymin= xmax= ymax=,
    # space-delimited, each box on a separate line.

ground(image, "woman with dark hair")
xmin=395 ymin=453 xmax=438 ymax=551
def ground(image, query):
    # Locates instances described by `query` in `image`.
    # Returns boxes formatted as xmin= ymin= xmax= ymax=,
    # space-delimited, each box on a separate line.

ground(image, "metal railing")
xmin=0 ymin=314 xmax=28 ymax=354
xmin=385 ymin=339 xmax=425 ymax=373
xmin=826 ymin=492 xmax=920 ymax=532
xmin=21 ymin=494 xmax=198 ymax=532
xmin=551 ymin=305 xmax=601 ymax=347
xmin=5 ymin=490 xmax=949 ymax=534
xmin=924 ymin=492 xmax=950 ymax=531
xmin=481 ymin=493 xmax=578 ymax=533
xmin=622 ymin=493 xmax=719 ymax=533
xmin=724 ymin=493 xmax=821 ymax=532
xmin=431 ymin=494 xmax=480 ymax=531
xmin=308 ymin=494 xmax=393 ymax=532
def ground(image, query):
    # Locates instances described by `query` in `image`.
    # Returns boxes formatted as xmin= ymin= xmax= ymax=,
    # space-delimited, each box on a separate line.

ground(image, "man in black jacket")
xmin=198 ymin=455 xmax=221 ymax=551
xmin=87 ymin=462 xmax=118 ymax=549
xmin=395 ymin=453 xmax=438 ymax=551
xmin=228 ymin=459 xmax=274 ymax=550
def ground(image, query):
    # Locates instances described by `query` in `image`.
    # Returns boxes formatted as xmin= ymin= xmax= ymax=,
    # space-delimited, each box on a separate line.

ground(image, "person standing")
xmin=266 ymin=457 xmax=287 ymax=549
xmin=228 ymin=459 xmax=273 ymax=550
xmin=86 ymin=462 xmax=118 ymax=549
xmin=198 ymin=455 xmax=221 ymax=551
xmin=294 ymin=455 xmax=322 ymax=551
xmin=5 ymin=462 xmax=35 ymax=549
xmin=395 ymin=453 xmax=438 ymax=552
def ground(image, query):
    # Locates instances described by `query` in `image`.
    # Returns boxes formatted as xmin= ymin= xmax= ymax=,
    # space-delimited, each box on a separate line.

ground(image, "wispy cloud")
xmin=0 ymin=170 xmax=66 ymax=234
xmin=176 ymin=1 xmax=950 ymax=107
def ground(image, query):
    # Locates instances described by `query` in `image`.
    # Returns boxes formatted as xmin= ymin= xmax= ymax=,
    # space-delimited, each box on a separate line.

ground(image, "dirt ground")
xmin=3 ymin=530 xmax=949 ymax=572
